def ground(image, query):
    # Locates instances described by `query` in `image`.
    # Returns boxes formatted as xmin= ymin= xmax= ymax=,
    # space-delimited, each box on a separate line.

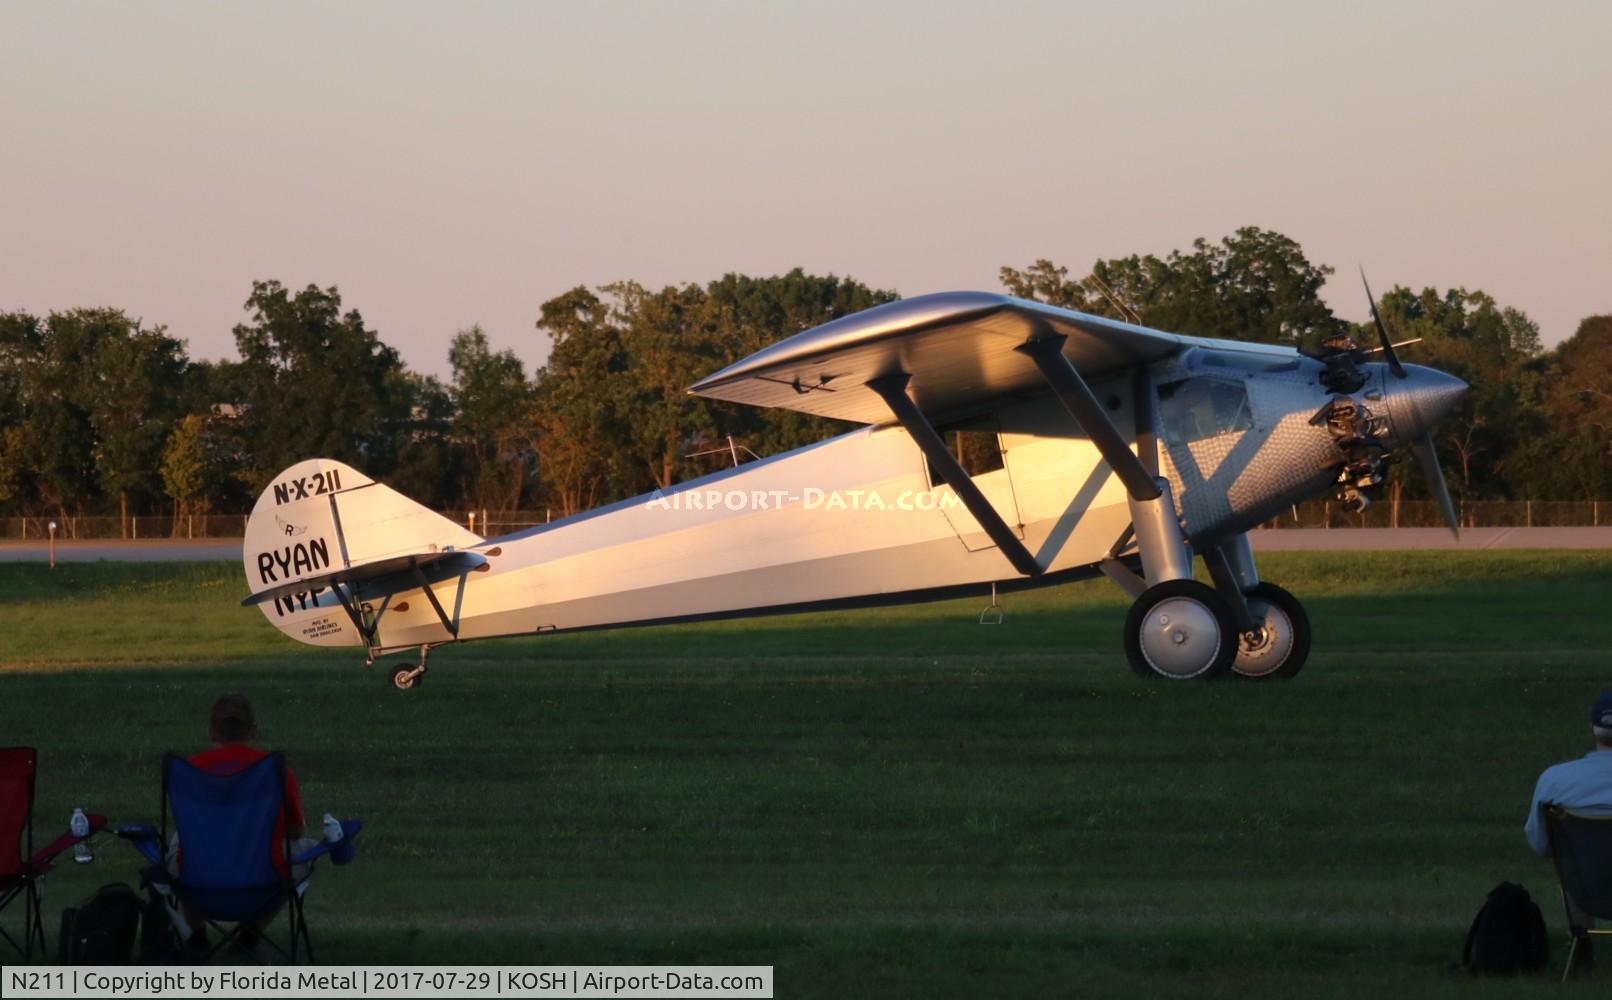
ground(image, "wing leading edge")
xmin=687 ymin=291 xmax=1187 ymax=423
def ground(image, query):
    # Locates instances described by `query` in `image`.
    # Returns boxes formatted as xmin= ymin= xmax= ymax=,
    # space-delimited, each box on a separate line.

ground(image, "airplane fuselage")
xmin=319 ymin=344 xmax=1425 ymax=654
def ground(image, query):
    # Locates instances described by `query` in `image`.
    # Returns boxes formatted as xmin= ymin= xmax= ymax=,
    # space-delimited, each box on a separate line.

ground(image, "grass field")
xmin=1 ymin=552 xmax=1609 ymax=997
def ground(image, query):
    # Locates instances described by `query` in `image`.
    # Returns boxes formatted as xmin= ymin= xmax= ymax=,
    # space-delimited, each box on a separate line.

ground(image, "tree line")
xmin=1 ymin=228 xmax=1607 ymax=533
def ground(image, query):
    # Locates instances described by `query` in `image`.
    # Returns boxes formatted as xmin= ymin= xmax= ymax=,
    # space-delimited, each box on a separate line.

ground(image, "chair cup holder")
xmin=326 ymin=819 xmax=361 ymax=865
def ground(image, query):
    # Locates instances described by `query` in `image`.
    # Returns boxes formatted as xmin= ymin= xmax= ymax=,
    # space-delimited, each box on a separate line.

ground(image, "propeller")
xmin=1412 ymin=436 xmax=1460 ymax=540
xmin=1359 ymin=266 xmax=1407 ymax=379
xmin=1360 ymin=267 xmax=1461 ymax=539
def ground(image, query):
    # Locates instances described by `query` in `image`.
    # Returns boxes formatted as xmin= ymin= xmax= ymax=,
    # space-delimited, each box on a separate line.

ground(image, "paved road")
xmin=0 ymin=540 xmax=245 ymax=562
xmin=1 ymin=527 xmax=1609 ymax=563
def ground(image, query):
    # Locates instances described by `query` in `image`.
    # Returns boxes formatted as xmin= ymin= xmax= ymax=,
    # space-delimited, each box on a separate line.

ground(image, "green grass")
xmin=1 ymin=552 xmax=1609 ymax=996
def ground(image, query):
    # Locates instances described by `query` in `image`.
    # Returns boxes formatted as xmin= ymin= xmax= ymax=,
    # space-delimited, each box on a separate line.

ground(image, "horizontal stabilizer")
xmin=240 ymin=549 xmax=482 ymax=607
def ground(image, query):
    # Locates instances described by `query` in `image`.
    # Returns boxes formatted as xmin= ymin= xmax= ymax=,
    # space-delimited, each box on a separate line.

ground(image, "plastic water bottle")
xmin=322 ymin=813 xmax=343 ymax=844
xmin=70 ymin=808 xmax=92 ymax=864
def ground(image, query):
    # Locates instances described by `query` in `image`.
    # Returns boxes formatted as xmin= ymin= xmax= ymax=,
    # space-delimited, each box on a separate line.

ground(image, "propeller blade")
xmin=1412 ymin=434 xmax=1459 ymax=539
xmin=1360 ymin=266 xmax=1407 ymax=379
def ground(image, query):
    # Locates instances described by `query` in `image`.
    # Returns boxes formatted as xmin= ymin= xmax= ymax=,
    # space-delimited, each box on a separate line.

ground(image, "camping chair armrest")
xmin=292 ymin=842 xmax=331 ymax=864
xmin=292 ymin=819 xmax=363 ymax=865
xmin=115 ymin=823 xmax=165 ymax=865
xmin=27 ymin=812 xmax=108 ymax=867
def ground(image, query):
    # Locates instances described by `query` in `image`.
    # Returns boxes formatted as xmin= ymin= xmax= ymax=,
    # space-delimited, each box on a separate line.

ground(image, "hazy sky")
xmin=3 ymin=1 xmax=1607 ymax=380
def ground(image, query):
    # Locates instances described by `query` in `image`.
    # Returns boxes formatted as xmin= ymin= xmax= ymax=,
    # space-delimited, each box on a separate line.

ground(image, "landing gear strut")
xmin=952 ymin=332 xmax=1308 ymax=682
xmin=1020 ymin=337 xmax=1232 ymax=681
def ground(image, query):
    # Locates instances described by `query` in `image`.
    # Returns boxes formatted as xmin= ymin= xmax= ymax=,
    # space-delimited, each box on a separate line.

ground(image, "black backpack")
xmin=1462 ymin=881 xmax=1549 ymax=975
xmin=57 ymin=882 xmax=143 ymax=965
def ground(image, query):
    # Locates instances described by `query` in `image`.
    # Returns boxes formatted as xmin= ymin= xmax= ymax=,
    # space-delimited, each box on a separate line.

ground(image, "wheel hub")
xmin=1138 ymin=597 xmax=1223 ymax=677
xmin=1233 ymin=598 xmax=1295 ymax=677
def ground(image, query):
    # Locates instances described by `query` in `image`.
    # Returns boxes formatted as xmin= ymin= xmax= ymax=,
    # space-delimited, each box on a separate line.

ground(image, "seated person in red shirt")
xmin=169 ymin=694 xmax=320 ymax=948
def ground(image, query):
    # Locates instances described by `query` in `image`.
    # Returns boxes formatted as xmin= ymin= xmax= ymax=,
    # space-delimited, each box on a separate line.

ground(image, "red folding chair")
xmin=0 ymin=748 xmax=106 ymax=961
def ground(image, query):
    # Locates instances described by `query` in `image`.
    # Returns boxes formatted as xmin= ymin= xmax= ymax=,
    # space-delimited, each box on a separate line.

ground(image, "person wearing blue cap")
xmin=1523 ymin=688 xmax=1612 ymax=962
xmin=1525 ymin=690 xmax=1612 ymax=855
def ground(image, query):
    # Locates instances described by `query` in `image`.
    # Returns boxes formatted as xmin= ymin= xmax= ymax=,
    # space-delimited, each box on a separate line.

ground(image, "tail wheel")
xmin=1124 ymin=580 xmax=1239 ymax=681
xmin=391 ymin=665 xmax=424 ymax=691
xmin=1231 ymin=582 xmax=1311 ymax=680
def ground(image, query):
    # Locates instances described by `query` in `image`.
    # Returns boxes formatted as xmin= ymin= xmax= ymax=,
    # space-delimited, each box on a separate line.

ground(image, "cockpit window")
xmin=925 ymin=415 xmax=1005 ymax=488
xmin=1195 ymin=349 xmax=1300 ymax=374
xmin=1157 ymin=378 xmax=1252 ymax=444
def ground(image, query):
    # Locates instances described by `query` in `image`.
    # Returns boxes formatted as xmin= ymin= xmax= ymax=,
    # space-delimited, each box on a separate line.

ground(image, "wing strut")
xmin=867 ymin=373 xmax=1042 ymax=578
xmin=1018 ymin=334 xmax=1193 ymax=585
xmin=1132 ymin=366 xmax=1160 ymax=478
xmin=328 ymin=558 xmax=458 ymax=647
xmin=1019 ymin=336 xmax=1161 ymax=501
xmin=330 ymin=581 xmax=377 ymax=647
xmin=410 ymin=561 xmax=459 ymax=638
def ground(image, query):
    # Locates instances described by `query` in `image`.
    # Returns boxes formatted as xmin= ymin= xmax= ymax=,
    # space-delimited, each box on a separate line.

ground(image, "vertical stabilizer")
xmin=242 ymin=459 xmax=482 ymax=646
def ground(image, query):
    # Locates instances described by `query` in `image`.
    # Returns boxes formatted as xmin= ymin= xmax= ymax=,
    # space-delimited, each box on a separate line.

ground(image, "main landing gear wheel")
xmin=391 ymin=665 xmax=425 ymax=691
xmin=1231 ymin=582 xmax=1311 ymax=681
xmin=1123 ymin=580 xmax=1239 ymax=681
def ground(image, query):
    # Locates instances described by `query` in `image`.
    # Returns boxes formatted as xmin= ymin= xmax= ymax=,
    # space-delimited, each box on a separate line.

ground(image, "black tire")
xmin=1231 ymin=582 xmax=1311 ymax=680
xmin=1123 ymin=579 xmax=1239 ymax=681
xmin=391 ymin=666 xmax=422 ymax=691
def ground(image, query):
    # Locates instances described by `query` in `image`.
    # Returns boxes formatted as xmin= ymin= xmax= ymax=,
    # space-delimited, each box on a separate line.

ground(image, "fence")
xmin=0 ymin=511 xmax=560 ymax=540
xmin=1261 ymin=500 xmax=1608 ymax=530
xmin=2 ymin=500 xmax=1607 ymax=542
xmin=402 ymin=502 xmax=1612 ymax=535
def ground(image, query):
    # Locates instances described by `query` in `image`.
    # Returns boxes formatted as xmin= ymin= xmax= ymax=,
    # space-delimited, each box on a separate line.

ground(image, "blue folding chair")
xmin=122 ymin=752 xmax=358 ymax=964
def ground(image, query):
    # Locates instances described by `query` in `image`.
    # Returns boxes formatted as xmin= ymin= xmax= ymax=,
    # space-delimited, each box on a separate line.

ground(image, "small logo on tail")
xmin=275 ymin=514 xmax=308 ymax=537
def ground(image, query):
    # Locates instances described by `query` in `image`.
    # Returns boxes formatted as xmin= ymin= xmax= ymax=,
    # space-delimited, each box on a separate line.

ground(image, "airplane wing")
xmin=687 ymin=291 xmax=1188 ymax=423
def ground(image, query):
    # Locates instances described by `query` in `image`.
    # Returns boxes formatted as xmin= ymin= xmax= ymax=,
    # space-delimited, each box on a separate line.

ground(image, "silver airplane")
xmin=241 ymin=287 xmax=1466 ymax=689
